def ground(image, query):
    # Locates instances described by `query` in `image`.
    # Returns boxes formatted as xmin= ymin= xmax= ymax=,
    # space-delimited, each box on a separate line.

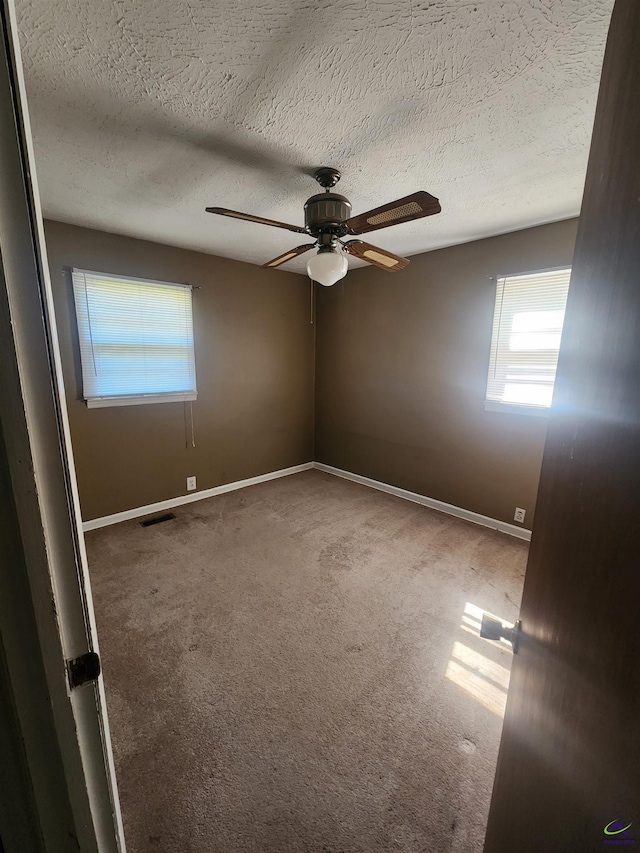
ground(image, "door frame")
xmin=0 ymin=0 xmax=124 ymax=849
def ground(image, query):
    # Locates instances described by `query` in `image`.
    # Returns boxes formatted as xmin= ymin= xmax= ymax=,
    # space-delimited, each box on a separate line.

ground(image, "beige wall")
xmin=45 ymin=220 xmax=315 ymax=521
xmin=47 ymin=218 xmax=577 ymax=528
xmin=315 ymin=219 xmax=578 ymax=530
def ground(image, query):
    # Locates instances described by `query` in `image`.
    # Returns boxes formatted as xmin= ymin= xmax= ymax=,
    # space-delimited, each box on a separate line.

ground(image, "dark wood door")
xmin=483 ymin=2 xmax=640 ymax=851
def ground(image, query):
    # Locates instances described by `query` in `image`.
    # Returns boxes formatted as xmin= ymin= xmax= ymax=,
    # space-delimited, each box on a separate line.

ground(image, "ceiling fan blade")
xmin=260 ymin=244 xmax=316 ymax=269
xmin=206 ymin=207 xmax=308 ymax=234
xmin=342 ymin=240 xmax=409 ymax=272
xmin=345 ymin=191 xmax=441 ymax=235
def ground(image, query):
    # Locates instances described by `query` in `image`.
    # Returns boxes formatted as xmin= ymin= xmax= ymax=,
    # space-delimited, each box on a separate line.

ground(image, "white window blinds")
xmin=486 ymin=267 xmax=571 ymax=411
xmin=72 ymin=269 xmax=197 ymax=408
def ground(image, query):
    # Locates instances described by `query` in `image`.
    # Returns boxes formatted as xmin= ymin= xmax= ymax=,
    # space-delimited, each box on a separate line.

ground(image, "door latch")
xmin=67 ymin=651 xmax=101 ymax=688
xmin=480 ymin=615 xmax=522 ymax=654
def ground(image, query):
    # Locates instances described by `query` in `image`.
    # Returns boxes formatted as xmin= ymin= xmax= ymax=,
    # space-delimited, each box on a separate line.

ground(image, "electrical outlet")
xmin=514 ymin=507 xmax=526 ymax=523
xmin=186 ymin=476 xmax=196 ymax=492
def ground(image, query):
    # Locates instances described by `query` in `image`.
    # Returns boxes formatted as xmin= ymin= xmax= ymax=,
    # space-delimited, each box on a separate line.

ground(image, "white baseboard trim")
xmin=83 ymin=460 xmax=531 ymax=542
xmin=313 ymin=462 xmax=532 ymax=542
xmin=82 ymin=462 xmax=315 ymax=531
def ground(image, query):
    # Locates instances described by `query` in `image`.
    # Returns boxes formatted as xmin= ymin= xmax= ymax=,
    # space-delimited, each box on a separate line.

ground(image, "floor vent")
xmin=139 ymin=512 xmax=176 ymax=527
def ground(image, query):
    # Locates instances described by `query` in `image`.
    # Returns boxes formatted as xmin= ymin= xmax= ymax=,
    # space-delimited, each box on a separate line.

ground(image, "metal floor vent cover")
xmin=139 ymin=512 xmax=176 ymax=527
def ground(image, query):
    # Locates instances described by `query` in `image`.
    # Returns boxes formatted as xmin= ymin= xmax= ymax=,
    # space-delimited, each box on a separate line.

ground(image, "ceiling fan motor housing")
xmin=304 ymin=193 xmax=352 ymax=237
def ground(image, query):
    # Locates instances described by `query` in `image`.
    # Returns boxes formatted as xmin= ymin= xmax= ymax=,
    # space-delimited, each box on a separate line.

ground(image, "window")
xmin=485 ymin=267 xmax=571 ymax=415
xmin=72 ymin=269 xmax=197 ymax=408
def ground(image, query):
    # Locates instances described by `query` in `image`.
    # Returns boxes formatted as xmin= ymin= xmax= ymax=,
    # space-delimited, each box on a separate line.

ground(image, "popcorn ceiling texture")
xmin=16 ymin=0 xmax=612 ymax=273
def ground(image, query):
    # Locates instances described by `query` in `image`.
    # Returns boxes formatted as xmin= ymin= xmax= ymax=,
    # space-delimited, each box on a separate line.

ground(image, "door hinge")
xmin=67 ymin=651 xmax=101 ymax=688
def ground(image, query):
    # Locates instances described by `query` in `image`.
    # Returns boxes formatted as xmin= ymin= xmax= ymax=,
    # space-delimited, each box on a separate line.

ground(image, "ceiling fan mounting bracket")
xmin=314 ymin=167 xmax=342 ymax=190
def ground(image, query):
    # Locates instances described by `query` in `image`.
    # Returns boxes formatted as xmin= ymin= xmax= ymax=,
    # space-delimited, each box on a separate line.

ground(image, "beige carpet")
xmin=86 ymin=469 xmax=527 ymax=853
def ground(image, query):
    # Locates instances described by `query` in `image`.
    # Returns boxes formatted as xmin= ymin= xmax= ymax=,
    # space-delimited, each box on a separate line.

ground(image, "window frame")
xmin=484 ymin=265 xmax=572 ymax=417
xmin=71 ymin=268 xmax=197 ymax=409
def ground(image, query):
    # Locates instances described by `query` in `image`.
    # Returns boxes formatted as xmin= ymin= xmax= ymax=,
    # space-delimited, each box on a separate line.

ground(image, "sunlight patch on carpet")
xmin=445 ymin=601 xmax=515 ymax=718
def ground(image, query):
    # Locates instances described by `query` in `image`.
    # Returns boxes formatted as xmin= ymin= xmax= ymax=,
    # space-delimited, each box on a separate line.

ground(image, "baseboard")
xmin=83 ymin=460 xmax=531 ymax=541
xmin=82 ymin=462 xmax=315 ymax=531
xmin=313 ymin=462 xmax=532 ymax=542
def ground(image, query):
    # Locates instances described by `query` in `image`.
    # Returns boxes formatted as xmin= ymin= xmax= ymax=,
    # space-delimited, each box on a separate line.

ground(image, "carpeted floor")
xmin=86 ymin=469 xmax=528 ymax=853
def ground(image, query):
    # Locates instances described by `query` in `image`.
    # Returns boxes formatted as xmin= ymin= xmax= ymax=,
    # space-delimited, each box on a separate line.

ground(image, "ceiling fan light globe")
xmin=306 ymin=249 xmax=348 ymax=287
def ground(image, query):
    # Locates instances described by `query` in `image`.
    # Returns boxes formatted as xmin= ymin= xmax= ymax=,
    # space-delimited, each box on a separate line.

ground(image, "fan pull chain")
xmin=184 ymin=401 xmax=196 ymax=448
xmin=310 ymin=279 xmax=314 ymax=324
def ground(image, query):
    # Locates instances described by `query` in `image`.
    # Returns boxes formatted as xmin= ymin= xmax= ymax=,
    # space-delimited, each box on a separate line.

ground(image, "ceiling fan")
xmin=206 ymin=167 xmax=441 ymax=287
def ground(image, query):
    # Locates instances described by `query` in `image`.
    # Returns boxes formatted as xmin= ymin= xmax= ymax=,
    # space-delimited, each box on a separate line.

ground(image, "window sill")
xmin=484 ymin=400 xmax=550 ymax=418
xmin=86 ymin=392 xmax=197 ymax=409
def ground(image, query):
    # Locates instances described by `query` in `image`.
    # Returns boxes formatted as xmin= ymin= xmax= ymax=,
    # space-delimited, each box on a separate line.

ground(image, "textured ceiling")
xmin=16 ymin=0 xmax=612 ymax=274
